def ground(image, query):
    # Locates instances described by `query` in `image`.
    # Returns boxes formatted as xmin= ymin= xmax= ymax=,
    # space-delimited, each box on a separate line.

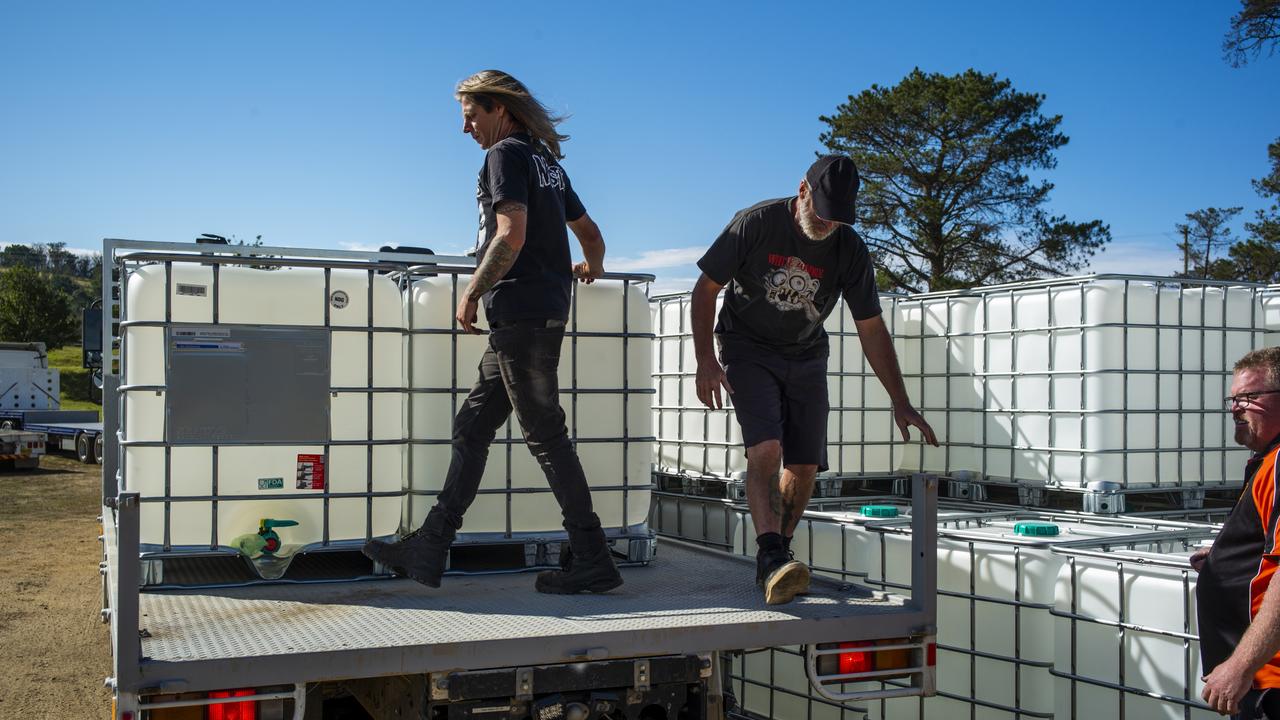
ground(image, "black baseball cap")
xmin=805 ymin=154 xmax=859 ymax=224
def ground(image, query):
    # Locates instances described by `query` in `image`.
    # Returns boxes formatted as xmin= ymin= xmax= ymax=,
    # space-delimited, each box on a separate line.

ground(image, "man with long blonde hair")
xmin=364 ymin=70 xmax=620 ymax=594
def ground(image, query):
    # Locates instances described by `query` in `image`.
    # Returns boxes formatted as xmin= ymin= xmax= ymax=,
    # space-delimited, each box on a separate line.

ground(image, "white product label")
xmin=176 ymin=283 xmax=208 ymax=297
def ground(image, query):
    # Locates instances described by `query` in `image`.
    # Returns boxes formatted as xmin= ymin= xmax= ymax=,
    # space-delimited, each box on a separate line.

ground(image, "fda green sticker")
xmin=258 ymin=477 xmax=284 ymax=490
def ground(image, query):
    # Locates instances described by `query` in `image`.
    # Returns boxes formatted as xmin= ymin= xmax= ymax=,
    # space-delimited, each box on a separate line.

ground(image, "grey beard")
xmin=798 ymin=212 xmax=837 ymax=241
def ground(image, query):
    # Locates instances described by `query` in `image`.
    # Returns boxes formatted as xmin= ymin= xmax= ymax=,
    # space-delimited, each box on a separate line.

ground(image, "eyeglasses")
xmin=1224 ymin=389 xmax=1280 ymax=411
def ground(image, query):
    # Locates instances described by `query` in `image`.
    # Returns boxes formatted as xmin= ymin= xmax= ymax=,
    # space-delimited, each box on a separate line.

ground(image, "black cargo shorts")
xmin=720 ymin=347 xmax=829 ymax=470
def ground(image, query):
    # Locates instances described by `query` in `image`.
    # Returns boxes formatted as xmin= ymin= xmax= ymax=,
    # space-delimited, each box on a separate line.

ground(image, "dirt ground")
xmin=0 ymin=454 xmax=111 ymax=719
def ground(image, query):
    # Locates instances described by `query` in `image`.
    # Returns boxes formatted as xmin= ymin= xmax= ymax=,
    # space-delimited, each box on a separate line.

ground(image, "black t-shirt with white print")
xmin=697 ymin=197 xmax=882 ymax=359
xmin=475 ymin=132 xmax=585 ymax=323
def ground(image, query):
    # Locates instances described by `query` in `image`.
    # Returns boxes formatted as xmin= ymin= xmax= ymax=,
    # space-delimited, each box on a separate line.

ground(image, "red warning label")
xmin=296 ymin=454 xmax=326 ymax=490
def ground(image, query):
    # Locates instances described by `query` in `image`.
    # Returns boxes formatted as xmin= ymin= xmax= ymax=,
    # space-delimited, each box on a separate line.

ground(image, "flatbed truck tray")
xmin=104 ymin=478 xmax=939 ymax=718
xmin=106 ymin=517 xmax=922 ymax=688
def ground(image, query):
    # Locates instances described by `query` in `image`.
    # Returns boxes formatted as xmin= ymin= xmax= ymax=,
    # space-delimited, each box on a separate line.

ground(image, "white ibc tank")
xmin=894 ymin=293 xmax=983 ymax=477
xmin=122 ymin=263 xmax=404 ymax=552
xmin=967 ymin=278 xmax=1262 ymax=489
xmin=825 ymin=296 xmax=903 ymax=476
xmin=1054 ymin=546 xmax=1216 ymax=719
xmin=407 ymin=275 xmax=652 ymax=535
xmin=652 ymin=293 xmax=746 ymax=477
xmin=859 ymin=512 xmax=1209 ymax=720
xmin=651 ymin=292 xmax=905 ymax=480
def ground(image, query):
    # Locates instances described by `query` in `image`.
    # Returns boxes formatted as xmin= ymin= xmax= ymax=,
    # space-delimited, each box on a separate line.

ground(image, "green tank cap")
xmin=1014 ymin=521 xmax=1060 ymax=537
xmin=861 ymin=505 xmax=900 ymax=518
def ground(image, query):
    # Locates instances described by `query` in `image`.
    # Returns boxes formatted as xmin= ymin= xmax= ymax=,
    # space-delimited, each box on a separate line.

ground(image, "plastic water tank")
xmin=651 ymin=292 xmax=906 ymax=480
xmin=1053 ymin=545 xmax=1216 ymax=720
xmin=122 ymin=263 xmax=405 ymax=552
xmin=895 ymin=293 xmax=983 ymax=477
xmin=859 ymin=511 xmax=1210 ymax=720
xmin=406 ymin=274 xmax=652 ymax=535
xmin=965 ymin=279 xmax=1261 ymax=489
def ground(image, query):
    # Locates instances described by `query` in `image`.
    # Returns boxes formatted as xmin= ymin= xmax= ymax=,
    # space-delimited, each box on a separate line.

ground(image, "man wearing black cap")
xmin=691 ymin=155 xmax=937 ymax=604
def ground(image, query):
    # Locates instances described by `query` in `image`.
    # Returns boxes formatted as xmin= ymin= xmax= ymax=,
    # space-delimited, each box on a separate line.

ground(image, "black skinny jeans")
xmin=431 ymin=318 xmax=600 ymax=535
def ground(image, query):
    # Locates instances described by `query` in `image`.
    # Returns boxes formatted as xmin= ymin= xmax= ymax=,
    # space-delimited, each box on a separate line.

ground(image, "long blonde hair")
xmin=455 ymin=70 xmax=570 ymax=159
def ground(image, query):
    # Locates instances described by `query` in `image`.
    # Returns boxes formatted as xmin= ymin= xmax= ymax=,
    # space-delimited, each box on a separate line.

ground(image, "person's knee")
xmin=746 ymin=439 xmax=783 ymax=468
xmin=784 ymin=464 xmax=819 ymax=483
xmin=452 ymin=421 xmax=498 ymax=448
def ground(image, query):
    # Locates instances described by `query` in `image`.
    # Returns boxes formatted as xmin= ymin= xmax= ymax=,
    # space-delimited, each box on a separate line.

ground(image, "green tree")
xmin=820 ymin=68 xmax=1110 ymax=292
xmin=1225 ymin=239 xmax=1280 ymax=282
xmin=0 ymin=265 xmax=78 ymax=349
xmin=1174 ymin=206 xmax=1242 ymax=278
xmin=0 ymin=244 xmax=43 ymax=269
xmin=1224 ymin=0 xmax=1280 ymax=66
xmin=1237 ymin=137 xmax=1280 ymax=282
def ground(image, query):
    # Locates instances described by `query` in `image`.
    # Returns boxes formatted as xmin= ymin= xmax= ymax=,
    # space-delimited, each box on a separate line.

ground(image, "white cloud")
xmin=647 ymin=276 xmax=697 ymax=297
xmin=1086 ymin=242 xmax=1183 ymax=276
xmin=609 ymin=247 xmax=704 ymax=272
xmin=338 ymin=241 xmax=381 ymax=253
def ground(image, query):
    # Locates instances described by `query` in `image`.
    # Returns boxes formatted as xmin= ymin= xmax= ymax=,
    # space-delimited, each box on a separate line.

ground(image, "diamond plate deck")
xmin=129 ymin=540 xmax=924 ymax=692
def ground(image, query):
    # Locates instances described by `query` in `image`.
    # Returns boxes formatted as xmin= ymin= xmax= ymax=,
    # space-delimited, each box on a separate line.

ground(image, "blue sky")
xmin=2 ymin=1 xmax=1277 ymax=293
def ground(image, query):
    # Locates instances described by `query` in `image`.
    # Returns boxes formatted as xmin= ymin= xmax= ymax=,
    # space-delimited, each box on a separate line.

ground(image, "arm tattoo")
xmin=468 ymin=202 xmax=527 ymax=300
xmin=468 ymin=241 xmax=518 ymax=300
xmin=494 ymin=200 xmax=527 ymax=214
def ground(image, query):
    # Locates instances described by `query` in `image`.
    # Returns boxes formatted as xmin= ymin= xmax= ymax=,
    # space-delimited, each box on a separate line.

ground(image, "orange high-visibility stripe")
xmin=1248 ymin=446 xmax=1280 ymax=688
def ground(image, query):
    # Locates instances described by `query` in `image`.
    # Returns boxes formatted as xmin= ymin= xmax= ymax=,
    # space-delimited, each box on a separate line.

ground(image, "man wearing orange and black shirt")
xmin=1194 ymin=347 xmax=1280 ymax=718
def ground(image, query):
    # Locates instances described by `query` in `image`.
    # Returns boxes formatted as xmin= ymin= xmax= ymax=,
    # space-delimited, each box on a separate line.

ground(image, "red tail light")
xmin=927 ymin=642 xmax=937 ymax=666
xmin=837 ymin=641 xmax=874 ymax=674
xmin=208 ymin=689 xmax=256 ymax=720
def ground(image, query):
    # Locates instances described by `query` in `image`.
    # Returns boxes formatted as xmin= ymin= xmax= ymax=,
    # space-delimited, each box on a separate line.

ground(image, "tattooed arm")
xmin=457 ymin=201 xmax=527 ymax=333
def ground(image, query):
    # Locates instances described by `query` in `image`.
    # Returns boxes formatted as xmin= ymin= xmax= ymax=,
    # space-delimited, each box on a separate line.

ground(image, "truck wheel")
xmin=76 ymin=433 xmax=93 ymax=464
xmin=93 ymin=434 xmax=103 ymax=465
xmin=0 ymin=420 xmax=16 ymax=430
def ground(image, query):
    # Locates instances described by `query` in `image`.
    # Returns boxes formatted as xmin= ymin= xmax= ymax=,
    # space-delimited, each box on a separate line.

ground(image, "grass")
xmin=46 ymin=343 xmax=102 ymax=416
xmin=46 ymin=344 xmax=83 ymax=368
xmin=59 ymin=398 xmax=101 ymax=412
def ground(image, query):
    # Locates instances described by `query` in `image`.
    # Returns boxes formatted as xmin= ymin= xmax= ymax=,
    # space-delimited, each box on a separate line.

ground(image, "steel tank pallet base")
xmin=934 ymin=473 xmax=1241 ymax=515
xmin=654 ymin=469 xmax=908 ymax=502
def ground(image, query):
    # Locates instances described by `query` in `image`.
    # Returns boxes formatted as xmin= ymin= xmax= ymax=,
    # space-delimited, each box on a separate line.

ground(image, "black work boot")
xmin=362 ymin=507 xmax=458 ymax=588
xmin=756 ymin=532 xmax=809 ymax=605
xmin=535 ymin=525 xmax=623 ymax=594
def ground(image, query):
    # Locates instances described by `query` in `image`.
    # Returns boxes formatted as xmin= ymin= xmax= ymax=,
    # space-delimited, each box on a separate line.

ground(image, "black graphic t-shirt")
xmin=475 ymin=132 xmax=585 ymax=323
xmin=697 ymin=197 xmax=881 ymax=359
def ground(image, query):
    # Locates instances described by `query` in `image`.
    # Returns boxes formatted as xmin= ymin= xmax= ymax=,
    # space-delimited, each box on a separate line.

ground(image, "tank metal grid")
xmin=400 ymin=264 xmax=656 ymax=543
xmin=102 ymin=239 xmax=659 ymax=573
xmin=652 ymin=275 xmax=1280 ymax=500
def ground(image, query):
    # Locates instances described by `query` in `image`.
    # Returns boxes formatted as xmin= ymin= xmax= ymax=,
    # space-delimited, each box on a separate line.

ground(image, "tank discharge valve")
xmin=230 ymin=518 xmax=299 ymax=558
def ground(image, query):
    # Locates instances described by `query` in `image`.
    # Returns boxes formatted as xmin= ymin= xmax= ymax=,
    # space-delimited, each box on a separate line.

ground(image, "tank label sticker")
xmin=296 ymin=454 xmax=326 ymax=490
xmin=330 ymin=290 xmax=349 ymax=309
xmin=175 ymin=283 xmax=208 ymax=297
xmin=171 ymin=327 xmax=243 ymax=352
xmin=172 ymin=327 xmax=231 ymax=339
xmin=258 ymin=477 xmax=284 ymax=490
